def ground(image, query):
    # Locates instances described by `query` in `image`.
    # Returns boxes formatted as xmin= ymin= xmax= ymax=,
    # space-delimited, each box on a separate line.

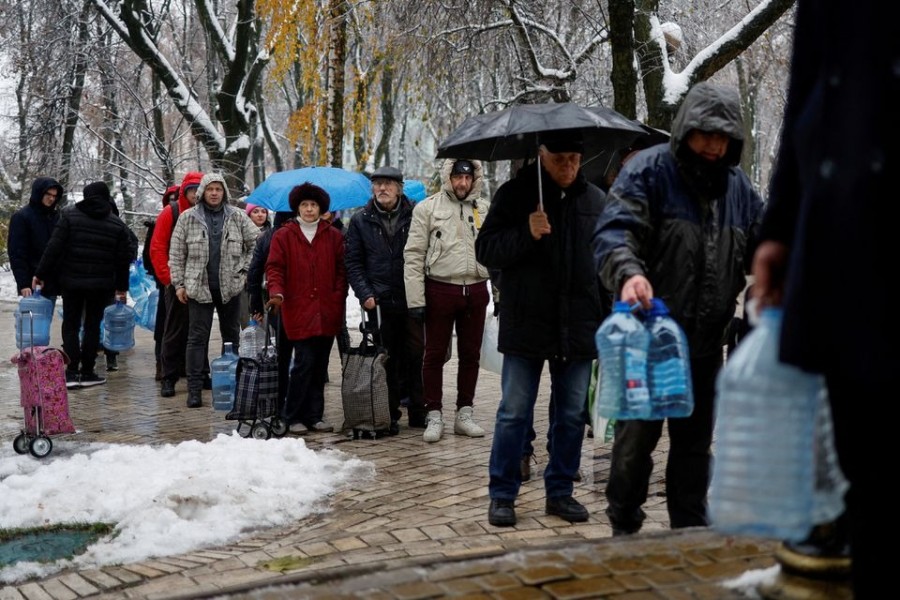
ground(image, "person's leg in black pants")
xmin=153 ymin=282 xmax=167 ymax=380
xmin=185 ymin=299 xmax=215 ymax=404
xmin=79 ymin=289 xmax=109 ymax=378
xmin=160 ymin=285 xmax=189 ymax=389
xmin=61 ymin=290 xmax=86 ymax=377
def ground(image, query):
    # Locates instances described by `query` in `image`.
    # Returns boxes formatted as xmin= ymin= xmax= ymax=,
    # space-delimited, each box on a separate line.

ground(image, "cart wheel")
xmin=251 ymin=422 xmax=271 ymax=440
xmin=236 ymin=421 xmax=252 ymax=438
xmin=270 ymin=417 xmax=288 ymax=438
xmin=29 ymin=436 xmax=53 ymax=458
xmin=13 ymin=433 xmax=29 ymax=455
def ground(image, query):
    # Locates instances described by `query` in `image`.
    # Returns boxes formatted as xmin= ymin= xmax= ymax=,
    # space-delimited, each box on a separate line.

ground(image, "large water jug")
xmin=645 ymin=298 xmax=693 ymax=419
xmin=708 ymin=307 xmax=822 ymax=542
xmin=15 ymin=287 xmax=54 ymax=349
xmin=239 ymin=319 xmax=266 ymax=358
xmin=102 ymin=299 xmax=136 ymax=352
xmin=134 ymin=287 xmax=159 ymax=331
xmin=595 ymin=301 xmax=651 ymax=420
xmin=211 ymin=342 xmax=240 ymax=411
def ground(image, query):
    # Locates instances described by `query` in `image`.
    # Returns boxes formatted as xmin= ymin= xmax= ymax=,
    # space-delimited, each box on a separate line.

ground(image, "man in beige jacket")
xmin=404 ymin=159 xmax=491 ymax=443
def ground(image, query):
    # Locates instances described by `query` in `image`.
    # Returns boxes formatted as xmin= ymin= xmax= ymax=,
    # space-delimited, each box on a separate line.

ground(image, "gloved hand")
xmin=408 ymin=307 xmax=426 ymax=322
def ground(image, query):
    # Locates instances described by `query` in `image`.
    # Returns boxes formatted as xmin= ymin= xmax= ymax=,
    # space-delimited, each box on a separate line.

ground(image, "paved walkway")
xmin=0 ymin=300 xmax=782 ymax=599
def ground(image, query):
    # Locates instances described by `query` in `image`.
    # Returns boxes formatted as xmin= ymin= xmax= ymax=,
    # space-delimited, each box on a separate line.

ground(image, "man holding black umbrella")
xmin=476 ymin=133 xmax=607 ymax=527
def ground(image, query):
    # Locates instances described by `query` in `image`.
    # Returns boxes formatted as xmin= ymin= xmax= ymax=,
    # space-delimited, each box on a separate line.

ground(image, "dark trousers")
xmin=282 ymin=335 xmax=334 ymax=426
xmin=185 ymin=294 xmax=241 ymax=393
xmin=367 ymin=305 xmax=425 ymax=422
xmin=61 ymin=288 xmax=109 ymax=376
xmin=160 ymin=285 xmax=190 ymax=381
xmin=153 ymin=282 xmax=167 ymax=369
xmin=422 ymin=279 xmax=488 ymax=412
xmin=827 ymin=370 xmax=882 ymax=599
xmin=605 ymin=352 xmax=721 ymax=531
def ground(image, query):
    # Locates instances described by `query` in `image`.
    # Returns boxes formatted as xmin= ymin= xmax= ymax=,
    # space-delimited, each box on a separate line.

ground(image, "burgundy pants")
xmin=422 ymin=279 xmax=488 ymax=412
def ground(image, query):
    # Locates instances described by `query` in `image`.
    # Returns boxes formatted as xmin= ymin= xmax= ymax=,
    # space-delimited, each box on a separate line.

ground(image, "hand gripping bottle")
xmin=645 ymin=298 xmax=693 ymax=419
xmin=709 ymin=307 xmax=822 ymax=541
xmin=211 ymin=342 xmax=240 ymax=411
xmin=102 ymin=299 xmax=136 ymax=352
xmin=595 ymin=301 xmax=651 ymax=420
xmin=15 ymin=286 xmax=54 ymax=349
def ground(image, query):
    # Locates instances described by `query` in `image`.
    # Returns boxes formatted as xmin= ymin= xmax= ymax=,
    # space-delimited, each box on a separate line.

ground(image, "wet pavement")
xmin=0 ymin=300 xmax=784 ymax=599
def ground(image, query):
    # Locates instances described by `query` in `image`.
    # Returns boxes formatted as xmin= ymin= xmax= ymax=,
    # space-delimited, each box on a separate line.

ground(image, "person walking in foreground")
xmin=476 ymin=132 xmax=606 ymax=527
xmin=150 ymin=172 xmax=204 ymax=397
xmin=404 ymin=158 xmax=491 ymax=443
xmin=345 ymin=166 xmax=425 ymax=433
xmin=265 ymin=183 xmax=346 ymax=434
xmin=750 ymin=2 xmax=896 ymax=597
xmin=8 ymin=177 xmax=65 ymax=301
xmin=33 ymin=182 xmax=133 ymax=388
xmin=168 ymin=173 xmax=259 ymax=408
xmin=593 ymin=81 xmax=763 ymax=536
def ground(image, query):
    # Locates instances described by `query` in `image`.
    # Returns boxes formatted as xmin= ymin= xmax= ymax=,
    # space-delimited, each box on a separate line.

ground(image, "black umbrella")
xmin=436 ymin=102 xmax=645 ymax=209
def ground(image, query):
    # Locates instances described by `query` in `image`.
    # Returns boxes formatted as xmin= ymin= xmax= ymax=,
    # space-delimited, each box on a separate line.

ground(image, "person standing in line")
xmin=239 ymin=202 xmax=271 ymax=327
xmin=345 ymin=166 xmax=425 ymax=433
xmin=8 ymin=177 xmax=65 ymax=302
xmin=404 ymin=158 xmax=491 ymax=443
xmin=247 ymin=210 xmax=295 ymax=408
xmin=750 ymin=2 xmax=896 ymax=597
xmin=265 ymin=183 xmax=346 ymax=434
xmin=168 ymin=172 xmax=259 ymax=408
xmin=32 ymin=182 xmax=133 ymax=388
xmin=476 ymin=132 xmax=606 ymax=527
xmin=102 ymin=196 xmax=140 ymax=372
xmin=143 ymin=184 xmax=181 ymax=380
xmin=150 ymin=171 xmax=203 ymax=397
xmin=593 ymin=81 xmax=763 ymax=536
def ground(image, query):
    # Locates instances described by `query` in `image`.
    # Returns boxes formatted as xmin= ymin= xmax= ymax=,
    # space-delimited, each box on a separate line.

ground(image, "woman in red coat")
xmin=265 ymin=183 xmax=347 ymax=434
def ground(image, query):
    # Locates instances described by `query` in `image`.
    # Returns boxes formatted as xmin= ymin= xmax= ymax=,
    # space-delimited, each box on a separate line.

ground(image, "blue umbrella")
xmin=403 ymin=179 xmax=427 ymax=201
xmin=246 ymin=167 xmax=371 ymax=212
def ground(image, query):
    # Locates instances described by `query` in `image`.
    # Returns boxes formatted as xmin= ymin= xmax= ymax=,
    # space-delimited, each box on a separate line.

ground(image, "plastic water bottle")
xmin=16 ymin=286 xmax=54 ymax=349
xmin=134 ymin=287 xmax=159 ymax=331
xmin=239 ymin=319 xmax=266 ymax=358
xmin=708 ymin=307 xmax=822 ymax=541
xmin=645 ymin=298 xmax=693 ymax=419
xmin=102 ymin=299 xmax=136 ymax=352
xmin=811 ymin=392 xmax=848 ymax=525
xmin=595 ymin=301 xmax=651 ymax=420
xmin=211 ymin=342 xmax=240 ymax=411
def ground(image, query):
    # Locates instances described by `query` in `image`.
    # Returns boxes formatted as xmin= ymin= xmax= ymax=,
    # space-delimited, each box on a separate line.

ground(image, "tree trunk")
xmin=326 ymin=0 xmax=349 ymax=168
xmin=374 ymin=66 xmax=395 ymax=167
xmin=59 ymin=1 xmax=91 ymax=191
xmin=609 ymin=0 xmax=637 ymax=119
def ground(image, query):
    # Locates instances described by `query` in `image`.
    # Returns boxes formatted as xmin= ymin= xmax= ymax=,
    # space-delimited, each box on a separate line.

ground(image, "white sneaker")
xmin=454 ymin=406 xmax=485 ymax=437
xmin=289 ymin=422 xmax=308 ymax=434
xmin=309 ymin=421 xmax=334 ymax=432
xmin=423 ymin=410 xmax=444 ymax=443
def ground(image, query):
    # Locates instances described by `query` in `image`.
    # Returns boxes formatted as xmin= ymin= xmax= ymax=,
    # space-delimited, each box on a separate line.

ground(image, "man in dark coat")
xmin=33 ymin=181 xmax=133 ymax=388
xmin=476 ymin=133 xmax=606 ymax=527
xmin=751 ymin=2 xmax=897 ymax=596
xmin=344 ymin=166 xmax=425 ymax=432
xmin=8 ymin=177 xmax=64 ymax=299
xmin=593 ymin=81 xmax=763 ymax=535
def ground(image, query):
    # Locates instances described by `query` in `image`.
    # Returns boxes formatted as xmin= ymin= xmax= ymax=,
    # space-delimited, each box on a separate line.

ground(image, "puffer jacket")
xmin=592 ymin=82 xmax=764 ymax=358
xmin=344 ymin=195 xmax=415 ymax=310
xmin=168 ymin=174 xmax=259 ymax=303
xmin=8 ymin=177 xmax=64 ymax=295
xmin=149 ymin=171 xmax=203 ymax=286
xmin=265 ymin=219 xmax=347 ymax=340
xmin=475 ymin=163 xmax=606 ymax=361
xmin=404 ymin=159 xmax=491 ymax=309
xmin=34 ymin=192 xmax=132 ymax=293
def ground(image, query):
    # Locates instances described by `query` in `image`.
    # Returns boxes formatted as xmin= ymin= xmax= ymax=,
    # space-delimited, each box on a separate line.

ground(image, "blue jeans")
xmin=489 ymin=355 xmax=592 ymax=501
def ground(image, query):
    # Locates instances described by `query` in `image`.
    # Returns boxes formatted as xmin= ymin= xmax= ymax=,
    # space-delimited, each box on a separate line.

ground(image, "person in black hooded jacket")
xmin=33 ymin=181 xmax=133 ymax=388
xmin=593 ymin=81 xmax=764 ymax=536
xmin=8 ymin=177 xmax=65 ymax=299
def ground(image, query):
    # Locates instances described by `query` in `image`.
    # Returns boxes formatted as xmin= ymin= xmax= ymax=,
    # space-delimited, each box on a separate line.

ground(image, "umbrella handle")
xmin=536 ymin=153 xmax=544 ymax=213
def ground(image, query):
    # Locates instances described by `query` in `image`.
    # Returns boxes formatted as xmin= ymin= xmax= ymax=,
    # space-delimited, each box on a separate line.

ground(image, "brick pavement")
xmin=0 ymin=300 xmax=781 ymax=599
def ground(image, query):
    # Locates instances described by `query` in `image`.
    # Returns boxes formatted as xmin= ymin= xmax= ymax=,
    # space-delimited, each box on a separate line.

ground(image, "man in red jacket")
xmin=149 ymin=171 xmax=203 ymax=397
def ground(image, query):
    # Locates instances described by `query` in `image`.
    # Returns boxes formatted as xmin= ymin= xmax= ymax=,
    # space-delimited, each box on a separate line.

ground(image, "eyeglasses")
xmin=372 ymin=178 xmax=396 ymax=187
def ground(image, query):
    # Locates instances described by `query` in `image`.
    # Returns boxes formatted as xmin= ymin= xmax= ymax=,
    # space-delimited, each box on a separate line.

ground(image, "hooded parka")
xmin=8 ymin=177 xmax=65 ymax=296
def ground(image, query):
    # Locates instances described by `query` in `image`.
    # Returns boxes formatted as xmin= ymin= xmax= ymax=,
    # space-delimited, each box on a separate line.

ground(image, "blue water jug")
xmin=134 ymin=288 xmax=159 ymax=331
xmin=708 ymin=307 xmax=822 ymax=541
xmin=211 ymin=342 xmax=240 ymax=411
xmin=15 ymin=287 xmax=54 ymax=349
xmin=595 ymin=301 xmax=651 ymax=420
xmin=102 ymin=299 xmax=136 ymax=352
xmin=645 ymin=298 xmax=693 ymax=419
